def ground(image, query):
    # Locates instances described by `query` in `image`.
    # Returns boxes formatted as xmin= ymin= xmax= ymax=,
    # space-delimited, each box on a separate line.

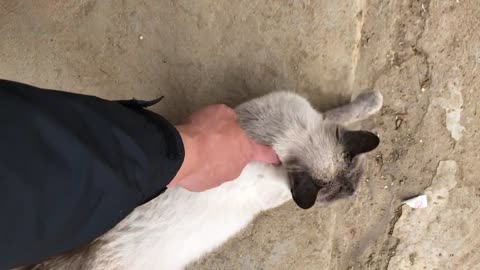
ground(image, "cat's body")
xmin=23 ymin=91 xmax=383 ymax=270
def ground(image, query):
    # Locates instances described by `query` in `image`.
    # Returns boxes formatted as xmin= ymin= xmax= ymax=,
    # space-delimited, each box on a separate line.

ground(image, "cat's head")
xmin=276 ymin=121 xmax=379 ymax=209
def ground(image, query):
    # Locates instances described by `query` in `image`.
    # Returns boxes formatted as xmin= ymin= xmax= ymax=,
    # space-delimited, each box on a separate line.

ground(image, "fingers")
xmin=214 ymin=104 xmax=237 ymax=121
xmin=248 ymin=141 xmax=280 ymax=165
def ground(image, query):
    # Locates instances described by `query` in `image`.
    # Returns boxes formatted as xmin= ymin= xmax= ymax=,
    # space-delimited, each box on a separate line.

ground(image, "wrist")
xmin=168 ymin=124 xmax=200 ymax=187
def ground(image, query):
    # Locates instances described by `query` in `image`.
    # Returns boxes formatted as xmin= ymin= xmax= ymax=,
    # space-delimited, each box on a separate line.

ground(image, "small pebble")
xmin=139 ymin=35 xmax=144 ymax=40
xmin=420 ymin=139 xmax=423 ymax=143
xmin=421 ymin=87 xmax=426 ymax=92
xmin=384 ymin=185 xmax=388 ymax=189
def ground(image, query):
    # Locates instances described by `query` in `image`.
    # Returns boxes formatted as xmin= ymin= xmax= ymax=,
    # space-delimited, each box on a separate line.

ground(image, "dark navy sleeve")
xmin=0 ymin=80 xmax=184 ymax=269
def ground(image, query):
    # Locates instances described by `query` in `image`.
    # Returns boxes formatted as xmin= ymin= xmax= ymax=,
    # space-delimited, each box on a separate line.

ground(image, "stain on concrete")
xmin=433 ymin=78 xmax=465 ymax=141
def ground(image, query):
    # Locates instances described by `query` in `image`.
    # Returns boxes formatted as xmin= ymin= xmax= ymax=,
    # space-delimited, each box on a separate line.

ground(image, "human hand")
xmin=168 ymin=104 xmax=280 ymax=192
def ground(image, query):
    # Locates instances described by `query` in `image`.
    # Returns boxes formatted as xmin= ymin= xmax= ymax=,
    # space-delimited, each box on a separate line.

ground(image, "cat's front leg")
xmin=323 ymin=91 xmax=383 ymax=125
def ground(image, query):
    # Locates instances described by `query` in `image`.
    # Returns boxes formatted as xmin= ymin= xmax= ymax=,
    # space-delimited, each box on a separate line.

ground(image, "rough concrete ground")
xmin=1 ymin=0 xmax=478 ymax=269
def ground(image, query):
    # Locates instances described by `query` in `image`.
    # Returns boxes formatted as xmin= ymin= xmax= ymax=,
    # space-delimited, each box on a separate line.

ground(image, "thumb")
xmin=249 ymin=142 xmax=281 ymax=165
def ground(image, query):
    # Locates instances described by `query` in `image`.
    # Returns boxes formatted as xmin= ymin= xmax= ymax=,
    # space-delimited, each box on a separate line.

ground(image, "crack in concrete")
xmin=384 ymin=206 xmax=403 ymax=269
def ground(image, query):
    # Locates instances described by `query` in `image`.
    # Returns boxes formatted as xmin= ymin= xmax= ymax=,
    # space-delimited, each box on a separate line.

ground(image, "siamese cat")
xmin=21 ymin=90 xmax=383 ymax=270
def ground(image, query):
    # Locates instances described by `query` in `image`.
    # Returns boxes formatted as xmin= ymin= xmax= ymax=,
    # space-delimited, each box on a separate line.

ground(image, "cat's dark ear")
xmin=341 ymin=130 xmax=380 ymax=158
xmin=290 ymin=172 xmax=320 ymax=209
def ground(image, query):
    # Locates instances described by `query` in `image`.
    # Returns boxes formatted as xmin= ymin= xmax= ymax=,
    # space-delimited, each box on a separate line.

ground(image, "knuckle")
xmin=219 ymin=104 xmax=235 ymax=114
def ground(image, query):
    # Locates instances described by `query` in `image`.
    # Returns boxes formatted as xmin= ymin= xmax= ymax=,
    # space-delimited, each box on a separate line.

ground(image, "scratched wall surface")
xmin=1 ymin=0 xmax=480 ymax=269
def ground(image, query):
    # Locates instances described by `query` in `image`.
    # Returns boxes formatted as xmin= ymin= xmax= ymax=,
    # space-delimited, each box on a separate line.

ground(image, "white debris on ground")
xmin=402 ymin=195 xmax=428 ymax=209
